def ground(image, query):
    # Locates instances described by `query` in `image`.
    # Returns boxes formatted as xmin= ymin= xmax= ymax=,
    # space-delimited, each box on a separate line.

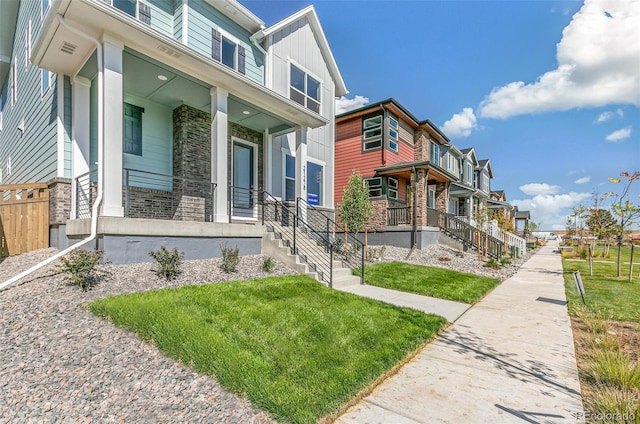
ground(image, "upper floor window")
xmin=290 ymin=64 xmax=320 ymax=114
xmin=466 ymin=163 xmax=473 ymax=184
xmin=365 ymin=177 xmax=382 ymax=197
xmin=41 ymin=69 xmax=53 ymax=95
xmin=430 ymin=142 xmax=440 ymax=166
xmin=388 ymin=177 xmax=399 ymax=200
xmin=212 ymin=29 xmax=246 ymax=74
xmin=362 ymin=115 xmax=382 ymax=150
xmin=482 ymin=174 xmax=490 ymax=192
xmin=123 ymin=103 xmax=143 ymax=156
xmin=388 ymin=116 xmax=399 ymax=152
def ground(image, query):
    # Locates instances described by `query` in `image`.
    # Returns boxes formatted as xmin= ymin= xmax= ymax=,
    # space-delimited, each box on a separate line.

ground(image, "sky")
xmin=240 ymin=0 xmax=640 ymax=231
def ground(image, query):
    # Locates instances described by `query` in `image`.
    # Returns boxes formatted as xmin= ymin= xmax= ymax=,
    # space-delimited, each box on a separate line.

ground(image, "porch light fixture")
xmin=243 ymin=110 xmax=251 ymax=115
xmin=157 ymin=74 xmax=168 ymax=81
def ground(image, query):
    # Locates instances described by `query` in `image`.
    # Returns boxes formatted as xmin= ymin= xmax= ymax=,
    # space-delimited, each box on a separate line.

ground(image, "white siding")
xmin=267 ymin=16 xmax=337 ymax=208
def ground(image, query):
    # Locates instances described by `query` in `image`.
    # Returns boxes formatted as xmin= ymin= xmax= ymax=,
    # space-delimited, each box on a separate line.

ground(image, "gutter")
xmin=0 ymin=14 xmax=104 ymax=292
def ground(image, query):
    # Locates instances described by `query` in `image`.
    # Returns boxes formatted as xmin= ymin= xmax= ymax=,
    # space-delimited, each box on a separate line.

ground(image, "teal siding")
xmin=0 ymin=0 xmax=58 ymax=184
xmin=173 ymin=0 xmax=183 ymax=41
xmin=145 ymin=0 xmax=174 ymax=37
xmin=187 ymin=0 xmax=264 ymax=84
xmin=122 ymin=94 xmax=173 ymax=190
xmin=64 ymin=76 xmax=72 ymax=178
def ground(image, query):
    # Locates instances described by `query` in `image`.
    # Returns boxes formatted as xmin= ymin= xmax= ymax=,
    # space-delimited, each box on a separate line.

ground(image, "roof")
xmin=209 ymin=0 xmax=265 ymax=32
xmin=460 ymin=147 xmax=478 ymax=165
xmin=478 ymin=159 xmax=494 ymax=178
xmin=255 ymin=5 xmax=347 ymax=97
xmin=515 ymin=211 xmax=531 ymax=219
xmin=374 ymin=160 xmax=458 ymax=182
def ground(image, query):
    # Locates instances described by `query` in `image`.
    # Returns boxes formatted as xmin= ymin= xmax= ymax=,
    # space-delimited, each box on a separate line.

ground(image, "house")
xmin=0 ymin=0 xmax=346 ymax=264
xmin=334 ymin=98 xmax=459 ymax=248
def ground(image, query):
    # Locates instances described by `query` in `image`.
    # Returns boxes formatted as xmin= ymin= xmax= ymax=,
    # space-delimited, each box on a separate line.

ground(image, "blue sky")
xmin=241 ymin=0 xmax=640 ymax=230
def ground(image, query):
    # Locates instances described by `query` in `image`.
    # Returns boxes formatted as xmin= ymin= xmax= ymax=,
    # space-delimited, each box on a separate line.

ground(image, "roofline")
xmin=374 ymin=160 xmax=458 ymax=181
xmin=255 ymin=5 xmax=347 ymax=97
xmin=419 ymin=119 xmax=450 ymax=143
xmin=336 ymin=98 xmax=420 ymax=122
xmin=208 ymin=0 xmax=265 ymax=33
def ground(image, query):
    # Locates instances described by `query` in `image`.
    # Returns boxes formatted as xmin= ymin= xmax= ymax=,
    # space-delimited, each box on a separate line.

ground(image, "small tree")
xmin=338 ymin=171 xmax=375 ymax=243
xmin=586 ymin=208 xmax=617 ymax=256
xmin=495 ymin=209 xmax=515 ymax=233
xmin=605 ymin=171 xmax=640 ymax=277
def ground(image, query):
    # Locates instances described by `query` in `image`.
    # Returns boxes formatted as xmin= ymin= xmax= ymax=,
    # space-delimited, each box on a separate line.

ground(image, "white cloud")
xmin=479 ymin=0 xmax=640 ymax=119
xmin=574 ymin=176 xmax=591 ymax=184
xmin=605 ymin=126 xmax=632 ymax=142
xmin=512 ymin=190 xmax=591 ymax=229
xmin=594 ymin=108 xmax=624 ymax=123
xmin=520 ymin=183 xmax=561 ymax=196
xmin=335 ymin=95 xmax=369 ymax=115
xmin=441 ymin=107 xmax=478 ymax=139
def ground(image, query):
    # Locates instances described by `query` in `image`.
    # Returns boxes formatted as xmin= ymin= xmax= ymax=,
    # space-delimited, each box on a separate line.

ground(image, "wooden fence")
xmin=0 ymin=183 xmax=50 ymax=257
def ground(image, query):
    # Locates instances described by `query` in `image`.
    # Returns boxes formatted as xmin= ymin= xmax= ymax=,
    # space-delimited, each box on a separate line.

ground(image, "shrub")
xmin=561 ymin=250 xmax=575 ymax=259
xmin=587 ymin=350 xmax=640 ymax=390
xmin=221 ymin=243 xmax=240 ymax=273
xmin=573 ymin=305 xmax=609 ymax=335
xmin=500 ymin=257 xmax=511 ymax=266
xmin=262 ymin=256 xmax=275 ymax=273
xmin=484 ymin=257 xmax=501 ymax=269
xmin=580 ymin=248 xmax=588 ymax=259
xmin=149 ymin=246 xmax=184 ymax=280
xmin=58 ymin=249 xmax=106 ymax=291
xmin=590 ymin=387 xmax=639 ymax=420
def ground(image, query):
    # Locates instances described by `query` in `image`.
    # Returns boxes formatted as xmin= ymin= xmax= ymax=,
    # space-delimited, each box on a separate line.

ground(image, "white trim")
xmin=217 ymin=27 xmax=242 ymax=71
xmin=181 ymin=0 xmax=188 ymax=45
xmin=25 ymin=19 xmax=32 ymax=68
xmin=287 ymin=58 xmax=323 ymax=115
xmin=282 ymin=148 xmax=295 ymax=202
xmin=231 ymin=136 xmax=258 ymax=220
xmin=56 ymin=75 xmax=65 ymax=177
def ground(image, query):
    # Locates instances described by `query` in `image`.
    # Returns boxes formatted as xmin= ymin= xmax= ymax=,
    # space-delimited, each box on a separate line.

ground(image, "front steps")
xmin=261 ymin=231 xmax=361 ymax=288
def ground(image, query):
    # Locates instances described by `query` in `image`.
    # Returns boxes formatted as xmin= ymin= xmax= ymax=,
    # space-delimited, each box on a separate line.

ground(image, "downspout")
xmin=405 ymin=165 xmax=418 ymax=260
xmin=0 ymin=15 xmax=104 ymax=292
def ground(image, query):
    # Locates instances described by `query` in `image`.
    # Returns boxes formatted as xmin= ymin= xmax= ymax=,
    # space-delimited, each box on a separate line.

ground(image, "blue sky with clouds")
xmin=241 ymin=0 xmax=640 ymax=230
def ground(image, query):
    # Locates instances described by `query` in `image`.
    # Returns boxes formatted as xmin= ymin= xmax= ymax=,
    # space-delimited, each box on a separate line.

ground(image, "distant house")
xmin=0 ymin=0 xmax=346 ymax=264
xmin=335 ymin=98 xmax=458 ymax=244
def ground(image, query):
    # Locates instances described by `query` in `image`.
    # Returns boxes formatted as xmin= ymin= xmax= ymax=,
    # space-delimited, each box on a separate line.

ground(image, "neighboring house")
xmin=0 ymin=0 xmax=346 ymax=263
xmin=488 ymin=190 xmax=515 ymax=225
xmin=334 ymin=98 xmax=458 ymax=247
xmin=449 ymin=147 xmax=479 ymax=220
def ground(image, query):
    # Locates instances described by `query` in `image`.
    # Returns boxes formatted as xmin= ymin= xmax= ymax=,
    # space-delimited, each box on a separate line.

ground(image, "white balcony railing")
xmin=455 ymin=216 xmax=526 ymax=256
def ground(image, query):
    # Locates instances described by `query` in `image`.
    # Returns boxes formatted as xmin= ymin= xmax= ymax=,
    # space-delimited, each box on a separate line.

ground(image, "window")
xmin=25 ymin=20 xmax=31 ymax=68
xmin=11 ymin=61 xmax=17 ymax=106
xmin=365 ymin=177 xmax=382 ymax=198
xmin=430 ymin=142 xmax=440 ymax=166
xmin=290 ymin=64 xmax=320 ymax=114
xmin=41 ymin=0 xmax=51 ymax=18
xmin=123 ymin=103 xmax=143 ymax=155
xmin=466 ymin=163 xmax=473 ymax=184
xmin=113 ymin=0 xmax=137 ymax=17
xmin=307 ymin=161 xmax=323 ymax=206
xmin=362 ymin=115 xmax=382 ymax=150
xmin=41 ymin=69 xmax=53 ymax=95
xmin=482 ymin=174 xmax=489 ymax=192
xmin=211 ymin=29 xmax=245 ymax=74
xmin=388 ymin=116 xmax=399 ymax=152
xmin=284 ymin=154 xmax=295 ymax=201
xmin=388 ymin=177 xmax=398 ymax=200
xmin=428 ymin=186 xmax=436 ymax=208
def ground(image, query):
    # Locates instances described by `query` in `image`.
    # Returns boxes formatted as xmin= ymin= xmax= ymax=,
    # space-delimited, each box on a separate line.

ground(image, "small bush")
xmin=58 ymin=249 xmax=106 ymax=291
xmin=587 ymin=350 xmax=640 ymax=390
xmin=484 ymin=258 xmax=501 ymax=269
xmin=574 ymin=305 xmax=609 ymax=335
xmin=500 ymin=257 xmax=511 ymax=266
xmin=590 ymin=387 xmax=639 ymax=421
xmin=262 ymin=256 xmax=275 ymax=273
xmin=221 ymin=243 xmax=240 ymax=273
xmin=580 ymin=248 xmax=588 ymax=259
xmin=149 ymin=246 xmax=184 ymax=280
xmin=561 ymin=250 xmax=575 ymax=259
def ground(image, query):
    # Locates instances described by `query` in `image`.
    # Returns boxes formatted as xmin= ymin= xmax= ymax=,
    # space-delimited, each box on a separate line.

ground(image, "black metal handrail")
xmin=427 ymin=208 xmax=503 ymax=259
xmin=296 ymin=197 xmax=365 ymax=285
xmin=387 ymin=206 xmax=411 ymax=226
xmin=262 ymin=193 xmax=335 ymax=286
xmin=228 ymin=186 xmax=260 ymax=220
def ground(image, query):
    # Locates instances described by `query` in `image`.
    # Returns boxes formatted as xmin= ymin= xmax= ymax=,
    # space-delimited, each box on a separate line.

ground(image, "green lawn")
xmin=562 ymin=247 xmax=640 ymax=323
xmin=361 ymin=261 xmax=500 ymax=304
xmin=89 ymin=276 xmax=446 ymax=424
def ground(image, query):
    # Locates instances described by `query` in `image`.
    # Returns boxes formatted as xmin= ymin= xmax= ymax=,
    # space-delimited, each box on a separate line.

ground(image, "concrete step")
xmin=332 ymin=275 xmax=361 ymax=289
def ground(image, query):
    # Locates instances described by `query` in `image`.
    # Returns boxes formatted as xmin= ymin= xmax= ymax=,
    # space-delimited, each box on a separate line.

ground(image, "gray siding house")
xmin=0 ymin=0 xmax=346 ymax=263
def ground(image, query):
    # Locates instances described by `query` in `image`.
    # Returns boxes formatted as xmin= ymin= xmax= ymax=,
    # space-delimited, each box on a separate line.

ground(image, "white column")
xmin=56 ymin=74 xmax=65 ymax=178
xmin=263 ymin=129 xmax=272 ymax=193
xmin=295 ymin=126 xmax=308 ymax=202
xmin=101 ymin=35 xmax=124 ymax=217
xmin=71 ymin=76 xmax=91 ymax=219
xmin=211 ymin=86 xmax=229 ymax=223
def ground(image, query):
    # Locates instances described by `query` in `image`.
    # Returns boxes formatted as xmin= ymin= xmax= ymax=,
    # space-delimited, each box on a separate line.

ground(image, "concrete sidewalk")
xmin=336 ymin=243 xmax=584 ymax=423
xmin=336 ymin=284 xmax=470 ymax=323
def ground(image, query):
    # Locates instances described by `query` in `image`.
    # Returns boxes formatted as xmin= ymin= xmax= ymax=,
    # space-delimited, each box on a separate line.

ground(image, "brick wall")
xmin=48 ymin=178 xmax=71 ymax=226
xmin=435 ymin=181 xmax=449 ymax=214
xmin=414 ymin=130 xmax=429 ymax=162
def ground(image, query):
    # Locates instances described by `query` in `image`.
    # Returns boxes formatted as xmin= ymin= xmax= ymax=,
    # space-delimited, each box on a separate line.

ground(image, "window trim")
xmin=362 ymin=114 xmax=383 ymax=151
xmin=388 ymin=177 xmax=399 ymax=200
xmin=430 ymin=141 xmax=440 ymax=166
xmin=288 ymin=60 xmax=323 ymax=115
xmin=41 ymin=69 xmax=54 ymax=96
xmin=388 ymin=115 xmax=399 ymax=152
xmin=365 ymin=177 xmax=382 ymax=198
xmin=428 ymin=186 xmax=436 ymax=208
xmin=282 ymin=151 xmax=296 ymax=202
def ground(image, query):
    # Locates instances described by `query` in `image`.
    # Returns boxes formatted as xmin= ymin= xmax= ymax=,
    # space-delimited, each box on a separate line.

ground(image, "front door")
xmin=232 ymin=140 xmax=255 ymax=218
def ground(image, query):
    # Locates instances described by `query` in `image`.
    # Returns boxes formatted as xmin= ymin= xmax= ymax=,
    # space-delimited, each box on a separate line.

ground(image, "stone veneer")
xmin=47 ymin=178 xmax=71 ymax=226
